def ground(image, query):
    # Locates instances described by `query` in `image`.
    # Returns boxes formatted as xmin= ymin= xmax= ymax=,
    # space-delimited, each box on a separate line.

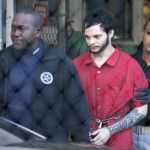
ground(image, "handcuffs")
xmin=95 ymin=118 xmax=103 ymax=129
xmin=91 ymin=114 xmax=125 ymax=130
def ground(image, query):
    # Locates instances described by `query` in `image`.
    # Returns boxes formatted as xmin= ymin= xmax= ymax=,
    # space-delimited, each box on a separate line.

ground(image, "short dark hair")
xmin=143 ymin=17 xmax=150 ymax=31
xmin=16 ymin=8 xmax=42 ymax=27
xmin=83 ymin=9 xmax=114 ymax=34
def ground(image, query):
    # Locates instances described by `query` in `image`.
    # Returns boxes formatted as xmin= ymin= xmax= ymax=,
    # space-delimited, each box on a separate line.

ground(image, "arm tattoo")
xmin=108 ymin=109 xmax=145 ymax=135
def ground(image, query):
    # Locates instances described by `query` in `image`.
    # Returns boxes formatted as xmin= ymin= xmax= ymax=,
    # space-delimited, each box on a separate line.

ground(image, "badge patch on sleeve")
xmin=40 ymin=72 xmax=53 ymax=84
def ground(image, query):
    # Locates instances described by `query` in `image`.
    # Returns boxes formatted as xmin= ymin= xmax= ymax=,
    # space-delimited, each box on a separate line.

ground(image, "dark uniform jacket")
xmin=132 ymin=41 xmax=150 ymax=126
xmin=0 ymin=39 xmax=90 ymax=143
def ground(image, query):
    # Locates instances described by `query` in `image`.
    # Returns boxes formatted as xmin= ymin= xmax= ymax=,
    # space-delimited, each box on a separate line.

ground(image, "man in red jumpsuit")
xmin=73 ymin=9 xmax=148 ymax=149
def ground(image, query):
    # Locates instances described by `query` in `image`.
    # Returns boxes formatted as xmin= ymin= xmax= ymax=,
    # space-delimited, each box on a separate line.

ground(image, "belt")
xmin=132 ymin=126 xmax=150 ymax=134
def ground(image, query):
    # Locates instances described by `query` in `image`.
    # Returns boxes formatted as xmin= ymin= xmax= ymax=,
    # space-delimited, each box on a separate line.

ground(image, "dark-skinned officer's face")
xmin=11 ymin=13 xmax=40 ymax=51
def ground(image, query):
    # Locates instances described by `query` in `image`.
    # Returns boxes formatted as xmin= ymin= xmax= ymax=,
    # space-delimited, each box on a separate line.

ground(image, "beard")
xmin=89 ymin=35 xmax=109 ymax=55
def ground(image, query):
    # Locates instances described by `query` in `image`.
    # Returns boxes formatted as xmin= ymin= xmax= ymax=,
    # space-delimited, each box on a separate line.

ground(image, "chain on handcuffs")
xmin=91 ymin=114 xmax=125 ymax=129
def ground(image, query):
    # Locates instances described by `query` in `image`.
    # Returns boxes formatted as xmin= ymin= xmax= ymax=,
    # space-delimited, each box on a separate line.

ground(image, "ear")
xmin=36 ymin=26 xmax=42 ymax=37
xmin=108 ymin=30 xmax=114 ymax=39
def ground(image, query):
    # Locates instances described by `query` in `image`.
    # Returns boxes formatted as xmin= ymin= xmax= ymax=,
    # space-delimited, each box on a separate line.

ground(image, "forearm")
xmin=107 ymin=108 xmax=146 ymax=135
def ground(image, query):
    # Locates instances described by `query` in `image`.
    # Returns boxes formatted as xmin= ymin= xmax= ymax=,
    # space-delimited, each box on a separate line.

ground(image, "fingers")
xmin=135 ymin=95 xmax=148 ymax=100
xmin=90 ymin=134 xmax=106 ymax=145
xmin=135 ymin=93 xmax=147 ymax=97
xmin=89 ymin=130 xmax=107 ymax=145
xmin=89 ymin=130 xmax=98 ymax=139
xmin=136 ymin=88 xmax=147 ymax=92
xmin=94 ymin=137 xmax=106 ymax=145
xmin=89 ymin=128 xmax=110 ymax=146
xmin=140 ymin=100 xmax=150 ymax=104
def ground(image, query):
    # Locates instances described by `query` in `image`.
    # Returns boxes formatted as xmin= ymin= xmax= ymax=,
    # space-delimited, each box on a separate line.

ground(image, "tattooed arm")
xmin=89 ymin=104 xmax=147 ymax=145
xmin=107 ymin=104 xmax=147 ymax=135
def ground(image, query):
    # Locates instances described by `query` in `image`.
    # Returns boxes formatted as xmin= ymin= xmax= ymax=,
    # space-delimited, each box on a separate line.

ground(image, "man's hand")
xmin=89 ymin=128 xmax=110 ymax=145
xmin=135 ymin=88 xmax=150 ymax=104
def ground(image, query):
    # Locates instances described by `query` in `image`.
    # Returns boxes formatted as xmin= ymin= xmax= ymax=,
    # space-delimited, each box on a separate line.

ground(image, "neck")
xmin=26 ymin=39 xmax=39 ymax=53
xmin=142 ymin=50 xmax=150 ymax=66
xmin=91 ymin=44 xmax=115 ymax=68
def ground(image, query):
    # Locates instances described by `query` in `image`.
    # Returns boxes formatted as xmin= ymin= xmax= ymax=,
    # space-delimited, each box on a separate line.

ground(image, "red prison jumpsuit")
xmin=73 ymin=45 xmax=148 ymax=149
